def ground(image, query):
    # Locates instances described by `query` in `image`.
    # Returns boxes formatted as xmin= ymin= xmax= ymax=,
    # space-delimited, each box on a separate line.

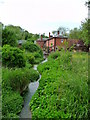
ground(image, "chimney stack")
xmin=49 ymin=32 xmax=50 ymax=38
xmin=41 ymin=35 xmax=43 ymax=41
xmin=57 ymin=31 xmax=59 ymax=35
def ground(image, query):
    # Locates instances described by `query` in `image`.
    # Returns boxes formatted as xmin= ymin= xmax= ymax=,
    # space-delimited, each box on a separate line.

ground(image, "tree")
xmin=0 ymin=22 xmax=3 ymax=46
xmin=2 ymin=26 xmax=18 ymax=46
xmin=57 ymin=27 xmax=69 ymax=36
xmin=81 ymin=19 xmax=90 ymax=45
xmin=68 ymin=27 xmax=82 ymax=39
xmin=85 ymin=0 xmax=90 ymax=8
xmin=2 ymin=25 xmax=24 ymax=46
xmin=52 ymin=27 xmax=69 ymax=36
xmin=2 ymin=45 xmax=26 ymax=68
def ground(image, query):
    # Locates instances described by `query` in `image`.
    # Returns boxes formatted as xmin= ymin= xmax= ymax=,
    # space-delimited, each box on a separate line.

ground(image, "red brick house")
xmin=36 ymin=31 xmax=88 ymax=53
xmin=36 ymin=31 xmax=68 ymax=53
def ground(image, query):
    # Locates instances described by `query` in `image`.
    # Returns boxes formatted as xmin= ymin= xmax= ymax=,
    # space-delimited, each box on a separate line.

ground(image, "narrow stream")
xmin=19 ymin=58 xmax=47 ymax=118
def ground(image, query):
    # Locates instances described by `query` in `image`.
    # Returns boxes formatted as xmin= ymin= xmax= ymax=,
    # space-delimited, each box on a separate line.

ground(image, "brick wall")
xmin=56 ymin=38 xmax=67 ymax=46
xmin=46 ymin=38 xmax=54 ymax=47
xmin=36 ymin=41 xmax=44 ymax=49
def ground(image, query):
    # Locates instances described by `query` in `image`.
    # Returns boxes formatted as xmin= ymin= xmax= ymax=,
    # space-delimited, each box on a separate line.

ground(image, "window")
xmin=61 ymin=39 xmax=63 ymax=43
xmin=51 ymin=43 xmax=53 ymax=46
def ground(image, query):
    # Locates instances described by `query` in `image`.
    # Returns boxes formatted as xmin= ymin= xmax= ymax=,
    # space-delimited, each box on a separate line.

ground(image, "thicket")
xmin=2 ymin=42 xmax=42 ymax=118
xmin=2 ymin=45 xmax=26 ymax=68
xmin=22 ymin=42 xmax=40 ymax=52
xmin=21 ymin=42 xmax=44 ymax=64
xmin=2 ymin=23 xmax=44 ymax=119
xmin=30 ymin=51 xmax=88 ymax=119
xmin=2 ymin=67 xmax=39 ymax=118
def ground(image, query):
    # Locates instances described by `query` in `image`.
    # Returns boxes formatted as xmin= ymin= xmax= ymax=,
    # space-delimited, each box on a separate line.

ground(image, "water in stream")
xmin=19 ymin=58 xmax=47 ymax=118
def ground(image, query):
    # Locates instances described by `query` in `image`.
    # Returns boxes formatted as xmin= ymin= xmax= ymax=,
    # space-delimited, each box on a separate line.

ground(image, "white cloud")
xmin=0 ymin=0 xmax=88 ymax=35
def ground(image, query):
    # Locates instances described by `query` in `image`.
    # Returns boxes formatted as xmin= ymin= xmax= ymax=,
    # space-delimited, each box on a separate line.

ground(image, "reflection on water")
xmin=19 ymin=58 xmax=47 ymax=118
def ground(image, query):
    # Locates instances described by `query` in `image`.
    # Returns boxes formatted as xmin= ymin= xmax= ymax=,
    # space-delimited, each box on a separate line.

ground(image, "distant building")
xmin=36 ymin=31 xmax=68 ymax=53
xmin=36 ymin=31 xmax=88 ymax=52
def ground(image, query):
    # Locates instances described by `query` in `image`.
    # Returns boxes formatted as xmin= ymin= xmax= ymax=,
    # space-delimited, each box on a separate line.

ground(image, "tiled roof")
xmin=37 ymin=35 xmax=68 ymax=42
xmin=37 ymin=38 xmax=48 ymax=41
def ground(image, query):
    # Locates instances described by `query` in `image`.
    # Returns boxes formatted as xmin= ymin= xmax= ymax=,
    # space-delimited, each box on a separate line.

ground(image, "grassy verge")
xmin=30 ymin=51 xmax=88 ymax=119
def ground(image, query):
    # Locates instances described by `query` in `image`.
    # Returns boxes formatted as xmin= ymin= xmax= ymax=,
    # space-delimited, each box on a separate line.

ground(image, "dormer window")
xmin=61 ymin=39 xmax=63 ymax=43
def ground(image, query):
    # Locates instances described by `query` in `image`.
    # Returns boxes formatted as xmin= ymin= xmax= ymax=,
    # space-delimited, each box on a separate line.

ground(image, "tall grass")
xmin=2 ymin=67 xmax=39 ymax=118
xmin=30 ymin=51 xmax=88 ymax=119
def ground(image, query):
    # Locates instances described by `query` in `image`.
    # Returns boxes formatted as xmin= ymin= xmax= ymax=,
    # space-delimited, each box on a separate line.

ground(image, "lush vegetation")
xmin=2 ymin=23 xmax=44 ymax=118
xmin=2 ymin=24 xmax=48 ymax=46
xmin=52 ymin=18 xmax=90 ymax=47
xmin=2 ymin=66 xmax=39 ymax=118
xmin=30 ymin=51 xmax=88 ymax=119
xmin=2 ymin=45 xmax=26 ymax=68
xmin=21 ymin=41 xmax=44 ymax=64
xmin=69 ymin=19 xmax=90 ymax=46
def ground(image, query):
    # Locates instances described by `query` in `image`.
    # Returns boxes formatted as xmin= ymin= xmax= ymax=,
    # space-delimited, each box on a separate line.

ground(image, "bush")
xmin=2 ymin=91 xmax=23 ymax=118
xmin=2 ymin=45 xmax=26 ymax=68
xmin=28 ymin=68 xmax=39 ymax=82
xmin=2 ymin=67 xmax=39 ymax=118
xmin=6 ymin=113 xmax=19 ymax=119
xmin=22 ymin=42 xmax=40 ymax=52
xmin=34 ymin=52 xmax=42 ymax=58
xmin=49 ymin=51 xmax=60 ymax=60
xmin=21 ymin=42 xmax=43 ymax=64
xmin=2 ymin=27 xmax=18 ymax=47
xmin=2 ymin=67 xmax=39 ymax=93
xmin=33 ymin=52 xmax=44 ymax=64
xmin=26 ymin=53 xmax=35 ymax=64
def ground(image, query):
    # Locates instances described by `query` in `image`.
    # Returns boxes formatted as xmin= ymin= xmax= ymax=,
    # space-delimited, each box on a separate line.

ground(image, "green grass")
xmin=30 ymin=51 xmax=88 ymax=119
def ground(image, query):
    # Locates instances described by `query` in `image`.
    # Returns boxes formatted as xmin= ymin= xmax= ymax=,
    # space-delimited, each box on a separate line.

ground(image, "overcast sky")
xmin=0 ymin=0 xmax=88 ymax=35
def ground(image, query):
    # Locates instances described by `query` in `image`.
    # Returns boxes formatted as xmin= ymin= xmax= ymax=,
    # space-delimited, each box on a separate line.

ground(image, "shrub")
xmin=2 ymin=27 xmax=18 ymax=47
xmin=22 ymin=42 xmax=40 ymax=52
xmin=2 ymin=67 xmax=39 ymax=93
xmin=33 ymin=52 xmax=44 ymax=64
xmin=6 ymin=113 xmax=19 ymax=119
xmin=26 ymin=53 xmax=35 ymax=64
xmin=2 ymin=66 xmax=39 ymax=118
xmin=34 ymin=52 xmax=42 ymax=58
xmin=21 ymin=42 xmax=43 ymax=64
xmin=2 ymin=91 xmax=23 ymax=118
xmin=28 ymin=68 xmax=39 ymax=82
xmin=48 ymin=51 xmax=60 ymax=60
xmin=2 ymin=45 xmax=26 ymax=68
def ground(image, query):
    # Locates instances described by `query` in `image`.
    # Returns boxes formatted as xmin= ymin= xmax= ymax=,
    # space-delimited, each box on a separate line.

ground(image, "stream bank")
xmin=19 ymin=58 xmax=47 ymax=118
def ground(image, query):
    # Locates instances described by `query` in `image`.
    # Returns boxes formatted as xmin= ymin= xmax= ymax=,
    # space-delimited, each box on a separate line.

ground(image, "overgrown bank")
xmin=2 ymin=43 xmax=43 ymax=118
xmin=30 ymin=51 xmax=88 ymax=119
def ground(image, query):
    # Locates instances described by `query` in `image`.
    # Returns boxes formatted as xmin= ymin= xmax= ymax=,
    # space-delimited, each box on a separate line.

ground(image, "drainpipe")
xmin=54 ymin=37 xmax=56 ymax=51
xmin=48 ymin=40 xmax=49 ymax=53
